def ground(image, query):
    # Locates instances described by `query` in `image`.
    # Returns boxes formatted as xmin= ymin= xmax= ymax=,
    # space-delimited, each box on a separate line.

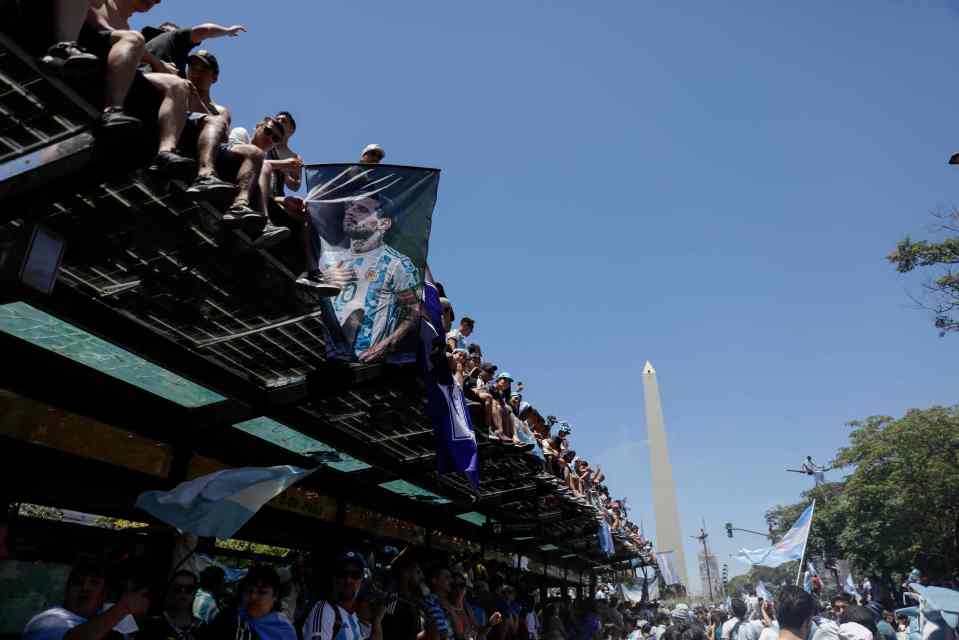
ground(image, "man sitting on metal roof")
xmin=85 ymin=0 xmax=198 ymax=177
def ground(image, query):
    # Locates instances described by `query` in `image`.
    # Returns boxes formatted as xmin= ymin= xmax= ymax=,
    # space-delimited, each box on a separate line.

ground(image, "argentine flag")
xmin=734 ymin=502 xmax=815 ymax=568
xmin=756 ymin=579 xmax=773 ymax=601
xmin=845 ymin=573 xmax=861 ymax=599
xmin=136 ymin=466 xmax=315 ymax=538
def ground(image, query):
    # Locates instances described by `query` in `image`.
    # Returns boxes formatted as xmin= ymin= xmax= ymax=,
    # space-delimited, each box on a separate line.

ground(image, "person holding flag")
xmin=804 ymin=563 xmax=822 ymax=596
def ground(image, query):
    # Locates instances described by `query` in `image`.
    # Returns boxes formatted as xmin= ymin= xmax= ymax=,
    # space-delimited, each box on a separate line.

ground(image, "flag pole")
xmin=795 ymin=499 xmax=816 ymax=587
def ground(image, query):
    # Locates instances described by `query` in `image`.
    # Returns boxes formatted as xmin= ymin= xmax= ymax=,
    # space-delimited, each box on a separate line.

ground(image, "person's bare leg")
xmin=231 ymin=144 xmax=264 ymax=209
xmin=144 ymin=73 xmax=189 ymax=153
xmin=256 ymin=162 xmax=273 ymax=213
xmin=104 ymin=31 xmax=144 ymax=111
xmin=52 ymin=0 xmax=88 ymax=42
xmin=196 ymin=116 xmax=228 ymax=178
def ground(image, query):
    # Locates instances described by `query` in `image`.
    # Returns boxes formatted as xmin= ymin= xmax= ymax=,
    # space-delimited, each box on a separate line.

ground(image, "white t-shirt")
xmin=759 ymin=622 xmax=780 ymax=640
xmin=319 ymin=242 xmax=419 ymax=358
xmin=446 ymin=329 xmax=467 ymax=350
xmin=228 ymin=127 xmax=251 ymax=146
xmin=722 ymin=618 xmax=765 ymax=640
xmin=301 ymin=602 xmax=364 ymax=640
xmin=23 ymin=607 xmax=87 ymax=640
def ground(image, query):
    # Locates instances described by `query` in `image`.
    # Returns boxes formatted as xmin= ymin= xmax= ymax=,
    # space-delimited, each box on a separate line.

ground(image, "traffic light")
xmin=722 ymin=563 xmax=728 ymax=584
xmin=725 ymin=522 xmax=733 ymax=538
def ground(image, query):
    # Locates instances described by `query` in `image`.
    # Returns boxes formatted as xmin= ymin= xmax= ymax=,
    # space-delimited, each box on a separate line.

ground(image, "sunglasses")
xmin=171 ymin=584 xmax=197 ymax=594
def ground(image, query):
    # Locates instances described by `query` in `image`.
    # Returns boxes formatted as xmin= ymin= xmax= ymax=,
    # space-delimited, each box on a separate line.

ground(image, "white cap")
xmin=362 ymin=143 xmax=384 ymax=157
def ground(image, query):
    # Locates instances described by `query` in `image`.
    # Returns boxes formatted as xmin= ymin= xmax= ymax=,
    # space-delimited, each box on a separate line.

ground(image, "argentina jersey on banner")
xmin=303 ymin=164 xmax=439 ymax=364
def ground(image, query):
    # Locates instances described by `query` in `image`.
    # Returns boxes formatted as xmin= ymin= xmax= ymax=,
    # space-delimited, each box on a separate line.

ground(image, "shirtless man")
xmin=86 ymin=0 xmax=194 ymax=176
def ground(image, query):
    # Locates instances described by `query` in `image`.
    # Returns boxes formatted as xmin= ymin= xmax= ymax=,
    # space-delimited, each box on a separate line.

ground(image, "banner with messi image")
xmin=303 ymin=164 xmax=439 ymax=364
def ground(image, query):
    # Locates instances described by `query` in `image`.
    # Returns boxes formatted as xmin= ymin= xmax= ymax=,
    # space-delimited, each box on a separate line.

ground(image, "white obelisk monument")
xmin=642 ymin=361 xmax=689 ymax=587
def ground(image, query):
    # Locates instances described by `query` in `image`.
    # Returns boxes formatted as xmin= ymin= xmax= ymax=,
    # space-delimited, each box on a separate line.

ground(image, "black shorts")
xmin=216 ymin=143 xmax=262 ymax=202
xmin=78 ymin=23 xmax=161 ymax=117
xmin=178 ymin=112 xmax=207 ymax=158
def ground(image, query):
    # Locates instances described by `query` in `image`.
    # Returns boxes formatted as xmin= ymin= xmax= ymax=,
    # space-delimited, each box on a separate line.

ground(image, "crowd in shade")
xmin=16 ymin=537 xmax=643 ymax=640
xmin=21 ymin=538 xmax=959 ymax=640
xmin=435 ymin=300 xmax=653 ymax=561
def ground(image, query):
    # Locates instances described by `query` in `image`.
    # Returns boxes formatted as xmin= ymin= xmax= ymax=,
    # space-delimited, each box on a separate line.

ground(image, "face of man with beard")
xmin=343 ymin=197 xmax=390 ymax=239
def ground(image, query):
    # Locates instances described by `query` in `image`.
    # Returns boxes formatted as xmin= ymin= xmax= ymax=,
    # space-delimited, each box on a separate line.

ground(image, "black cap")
xmin=188 ymin=49 xmax=219 ymax=74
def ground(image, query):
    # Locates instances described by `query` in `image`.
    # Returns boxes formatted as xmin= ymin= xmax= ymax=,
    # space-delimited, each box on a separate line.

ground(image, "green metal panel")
xmin=456 ymin=511 xmax=488 ymax=527
xmin=378 ymin=479 xmax=451 ymax=505
xmin=0 ymin=302 xmax=223 ymax=407
xmin=232 ymin=417 xmax=371 ymax=473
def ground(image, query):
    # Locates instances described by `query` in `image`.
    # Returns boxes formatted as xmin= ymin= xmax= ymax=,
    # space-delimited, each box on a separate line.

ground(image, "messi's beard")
xmin=348 ymin=229 xmax=385 ymax=253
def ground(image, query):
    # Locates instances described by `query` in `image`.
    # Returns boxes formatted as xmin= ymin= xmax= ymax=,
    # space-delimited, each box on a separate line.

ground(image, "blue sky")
xmin=144 ymin=1 xmax=957 ymax=593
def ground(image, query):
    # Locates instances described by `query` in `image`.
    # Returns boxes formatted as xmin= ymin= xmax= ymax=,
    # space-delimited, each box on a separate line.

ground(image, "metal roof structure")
xmin=0 ymin=33 xmax=650 ymax=579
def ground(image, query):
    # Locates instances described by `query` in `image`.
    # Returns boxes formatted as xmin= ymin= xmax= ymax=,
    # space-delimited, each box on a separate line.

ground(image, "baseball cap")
xmin=496 ymin=371 xmax=513 ymax=382
xmin=865 ymin=601 xmax=883 ymax=620
xmin=336 ymin=550 xmax=368 ymax=571
xmin=188 ymin=49 xmax=219 ymax=74
xmin=362 ymin=144 xmax=385 ymax=158
xmin=480 ymin=362 xmax=497 ymax=373
xmin=558 ymin=422 xmax=572 ymax=434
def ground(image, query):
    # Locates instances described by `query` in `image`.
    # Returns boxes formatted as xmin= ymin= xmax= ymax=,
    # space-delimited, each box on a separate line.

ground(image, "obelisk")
xmin=642 ymin=361 xmax=689 ymax=587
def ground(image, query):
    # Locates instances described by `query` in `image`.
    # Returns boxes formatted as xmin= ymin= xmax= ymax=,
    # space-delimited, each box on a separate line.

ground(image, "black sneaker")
xmin=294 ymin=271 xmax=341 ymax=297
xmin=221 ymin=203 xmax=265 ymax=229
xmin=41 ymin=41 xmax=99 ymax=75
xmin=253 ymin=224 xmax=291 ymax=249
xmin=186 ymin=174 xmax=237 ymax=207
xmin=149 ymin=150 xmax=197 ymax=181
xmin=98 ymin=107 xmax=142 ymax=136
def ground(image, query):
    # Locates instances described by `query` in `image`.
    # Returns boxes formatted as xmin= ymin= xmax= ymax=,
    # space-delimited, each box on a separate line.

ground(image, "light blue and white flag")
xmin=656 ymin=550 xmax=679 ymax=585
xmin=136 ymin=466 xmax=315 ymax=539
xmin=756 ymin=580 xmax=773 ymax=601
xmin=845 ymin=573 xmax=861 ymax=599
xmin=734 ymin=502 xmax=815 ymax=568
xmin=598 ymin=522 xmax=616 ymax=558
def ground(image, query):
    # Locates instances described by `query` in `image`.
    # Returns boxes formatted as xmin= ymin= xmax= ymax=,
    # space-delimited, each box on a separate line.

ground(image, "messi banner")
xmin=303 ymin=164 xmax=439 ymax=364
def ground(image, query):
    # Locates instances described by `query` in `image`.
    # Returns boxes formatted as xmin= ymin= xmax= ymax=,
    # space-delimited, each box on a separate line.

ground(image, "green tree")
xmin=887 ymin=210 xmax=959 ymax=334
xmin=832 ymin=406 xmax=959 ymax=578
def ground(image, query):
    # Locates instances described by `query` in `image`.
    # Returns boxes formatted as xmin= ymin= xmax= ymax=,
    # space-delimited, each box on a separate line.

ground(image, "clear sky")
xmin=143 ymin=0 xmax=957 ymax=593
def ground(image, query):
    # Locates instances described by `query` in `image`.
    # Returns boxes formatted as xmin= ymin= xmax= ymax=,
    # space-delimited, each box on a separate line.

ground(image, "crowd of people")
xmin=435 ymin=305 xmax=653 ymax=562
xmin=606 ymin=572 xmax=959 ymax=640
xmin=17 ymin=542 xmax=627 ymax=640
xmin=3 ymin=0 xmax=391 ymax=292
xmin=17 ymin=533 xmax=959 ymax=640
xmin=3 ymin=1 xmax=653 ymax=558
